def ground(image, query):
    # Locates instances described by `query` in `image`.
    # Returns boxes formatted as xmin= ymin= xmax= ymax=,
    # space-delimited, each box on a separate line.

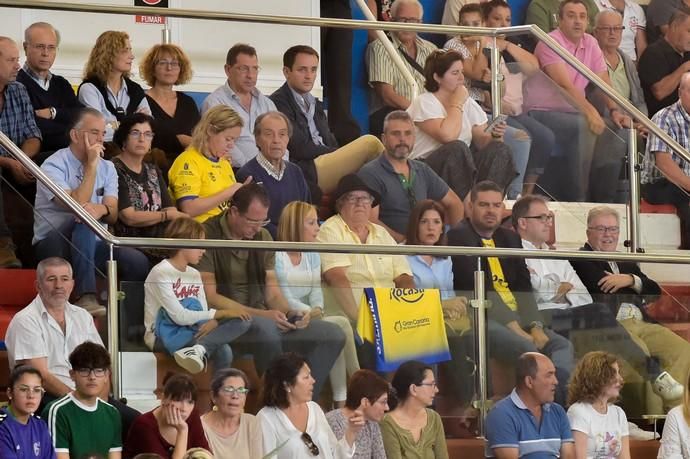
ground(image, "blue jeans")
xmin=192 ymin=318 xmax=252 ymax=373
xmin=489 ymin=115 xmax=531 ymax=199
xmin=508 ymin=113 xmax=555 ymax=177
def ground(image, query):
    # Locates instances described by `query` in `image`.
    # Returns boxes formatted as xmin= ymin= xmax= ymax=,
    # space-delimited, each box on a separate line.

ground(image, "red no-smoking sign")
xmin=134 ymin=0 xmax=168 ymax=24
xmin=134 ymin=0 xmax=169 ymax=7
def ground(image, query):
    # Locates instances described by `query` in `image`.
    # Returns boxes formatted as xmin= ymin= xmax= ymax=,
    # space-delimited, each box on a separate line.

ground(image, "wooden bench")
xmin=445 ymin=438 xmax=660 ymax=458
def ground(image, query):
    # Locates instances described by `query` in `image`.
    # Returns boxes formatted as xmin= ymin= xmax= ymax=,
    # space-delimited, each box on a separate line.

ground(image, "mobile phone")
xmin=484 ymin=114 xmax=508 ymax=133
xmin=287 ymin=314 xmax=301 ymax=324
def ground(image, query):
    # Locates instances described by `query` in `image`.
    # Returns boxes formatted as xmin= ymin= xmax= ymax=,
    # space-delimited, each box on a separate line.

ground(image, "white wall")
xmin=0 ymin=0 xmax=322 ymax=94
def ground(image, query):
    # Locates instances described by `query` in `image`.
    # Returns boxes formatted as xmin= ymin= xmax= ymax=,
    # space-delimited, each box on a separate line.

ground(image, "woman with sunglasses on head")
xmin=381 ymin=360 xmax=448 ymax=459
xmin=0 ymin=365 xmax=56 ymax=459
xmin=200 ymin=368 xmax=263 ymax=458
xmin=258 ymin=352 xmax=365 ymax=458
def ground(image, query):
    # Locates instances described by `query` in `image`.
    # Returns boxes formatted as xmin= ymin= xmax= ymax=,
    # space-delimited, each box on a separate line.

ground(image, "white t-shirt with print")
xmin=567 ymin=402 xmax=629 ymax=458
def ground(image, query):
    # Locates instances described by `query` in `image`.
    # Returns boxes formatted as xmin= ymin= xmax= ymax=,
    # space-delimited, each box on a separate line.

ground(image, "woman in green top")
xmin=381 ymin=361 xmax=449 ymax=459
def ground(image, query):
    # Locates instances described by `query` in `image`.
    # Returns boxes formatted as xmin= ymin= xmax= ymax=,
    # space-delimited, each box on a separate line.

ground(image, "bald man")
xmin=641 ymin=72 xmax=690 ymax=249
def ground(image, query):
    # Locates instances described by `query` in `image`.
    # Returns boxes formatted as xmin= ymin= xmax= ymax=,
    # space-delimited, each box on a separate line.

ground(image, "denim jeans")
xmin=193 ymin=318 xmax=252 ymax=373
xmin=489 ymin=115 xmax=531 ymax=199
xmin=507 ymin=113 xmax=555 ymax=177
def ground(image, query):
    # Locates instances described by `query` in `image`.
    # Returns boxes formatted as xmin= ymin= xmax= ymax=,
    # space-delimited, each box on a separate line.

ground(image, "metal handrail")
xmin=5 ymin=0 xmax=689 ymax=167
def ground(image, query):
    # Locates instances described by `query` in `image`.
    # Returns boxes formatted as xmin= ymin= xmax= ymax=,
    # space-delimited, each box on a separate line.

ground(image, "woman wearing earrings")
xmin=200 ymin=368 xmax=263 ymax=458
xmin=0 ymin=365 xmax=55 ymax=459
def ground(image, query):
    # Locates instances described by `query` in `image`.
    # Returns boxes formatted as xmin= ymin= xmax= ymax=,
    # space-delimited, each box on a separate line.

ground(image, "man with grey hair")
xmin=571 ymin=206 xmax=688 ymax=404
xmin=0 ymin=36 xmax=42 ymax=269
xmin=641 ymin=72 xmax=690 ymax=249
xmin=366 ymin=0 xmax=437 ymax=136
xmin=17 ymin=22 xmax=83 ymax=152
xmin=236 ymin=111 xmax=310 ymax=237
xmin=358 ymin=110 xmax=464 ymax=241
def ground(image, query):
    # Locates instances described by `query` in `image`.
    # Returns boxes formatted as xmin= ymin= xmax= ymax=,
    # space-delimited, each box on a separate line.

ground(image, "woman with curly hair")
xmin=567 ymin=351 xmax=630 ymax=459
xmin=78 ymin=30 xmax=151 ymax=143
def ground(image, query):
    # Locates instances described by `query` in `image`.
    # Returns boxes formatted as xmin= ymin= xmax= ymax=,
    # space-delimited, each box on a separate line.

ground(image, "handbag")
xmin=356 ymin=287 xmax=451 ymax=372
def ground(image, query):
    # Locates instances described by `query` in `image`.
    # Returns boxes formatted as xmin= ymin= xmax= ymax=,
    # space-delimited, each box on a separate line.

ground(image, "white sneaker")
xmin=627 ymin=422 xmax=659 ymax=441
xmin=173 ymin=345 xmax=206 ymax=374
xmin=652 ymin=371 xmax=684 ymax=402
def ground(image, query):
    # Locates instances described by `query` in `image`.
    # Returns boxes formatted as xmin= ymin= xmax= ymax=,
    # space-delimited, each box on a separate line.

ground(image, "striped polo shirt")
xmin=486 ymin=389 xmax=574 ymax=458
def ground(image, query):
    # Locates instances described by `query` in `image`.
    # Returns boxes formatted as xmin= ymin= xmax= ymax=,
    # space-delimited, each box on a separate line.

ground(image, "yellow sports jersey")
xmin=482 ymin=239 xmax=519 ymax=311
xmin=168 ymin=147 xmax=236 ymax=222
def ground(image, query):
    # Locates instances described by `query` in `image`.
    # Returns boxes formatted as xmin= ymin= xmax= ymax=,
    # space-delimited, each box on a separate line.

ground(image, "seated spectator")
xmin=359 ymin=110 xmax=463 ymax=242
xmin=658 ymin=369 xmax=690 ymax=457
xmin=236 ymin=112 xmax=310 ymax=237
xmin=326 ymin=369 xmax=390 ymax=459
xmin=449 ymin=181 xmax=574 ymax=405
xmin=33 ymin=108 xmax=117 ymax=316
xmin=406 ymin=50 xmax=517 ymax=200
xmin=197 ymin=184 xmax=345 ymax=399
xmin=593 ymin=10 xmax=648 ymax=116
xmin=318 ymin=174 xmax=415 ymax=323
xmin=442 ymin=0 xmax=473 ymax=31
xmin=486 ymin=352 xmax=575 ymax=457
xmin=645 ymin=0 xmax=690 ymax=44
xmin=405 ymin=200 xmax=475 ymax=404
xmin=42 ymin=342 xmax=122 ymax=459
xmin=0 ymin=365 xmax=56 ymax=459
xmin=275 ymin=201 xmax=360 ymax=407
xmin=168 ymin=105 xmax=246 ymax=223
xmin=78 ymin=31 xmax=151 ymax=144
xmin=4 ymin=257 xmax=139 ymax=440
xmin=17 ymin=22 xmax=82 ymax=154
xmin=112 ymin=113 xmax=186 ymax=264
xmin=526 ymin=0 xmax=598 ymax=33
xmin=366 ymin=0 xmax=437 ymax=136
xmin=639 ymin=10 xmax=690 ymax=117
xmin=523 ymin=0 xmax=631 ymax=202
xmin=257 ymin=352 xmax=364 ymax=458
xmin=139 ymin=44 xmax=200 ymax=173
xmin=144 ymin=217 xmax=251 ymax=374
xmin=570 ymin=206 xmax=687 ymax=404
xmin=381 ymin=360 xmax=448 ymax=458
xmin=200 ymin=369 xmax=263 ymax=458
xmin=0 ymin=36 xmax=42 ymax=269
xmin=592 ymin=0 xmax=647 ymax=62
xmin=567 ymin=351 xmax=630 ymax=458
xmin=124 ymin=374 xmax=209 ymax=458
xmin=181 ymin=449 xmax=212 ymax=459
xmin=270 ymin=45 xmax=383 ymax=202
xmin=202 ymin=43 xmax=277 ymax=168
xmin=513 ymin=196 xmax=683 ymax=405
xmin=642 ymin=72 xmax=690 ymax=248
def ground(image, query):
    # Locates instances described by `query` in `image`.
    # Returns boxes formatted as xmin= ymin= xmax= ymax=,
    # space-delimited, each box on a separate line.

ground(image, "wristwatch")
xmin=49 ymin=107 xmax=56 ymax=119
xmin=528 ymin=321 xmax=544 ymax=332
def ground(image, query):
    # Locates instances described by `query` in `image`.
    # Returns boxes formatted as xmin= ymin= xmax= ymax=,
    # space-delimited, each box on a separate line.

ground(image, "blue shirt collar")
xmin=510 ymin=388 xmax=552 ymax=412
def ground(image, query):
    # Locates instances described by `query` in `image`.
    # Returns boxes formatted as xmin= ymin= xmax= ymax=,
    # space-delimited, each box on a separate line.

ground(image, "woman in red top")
xmin=124 ymin=374 xmax=209 ymax=459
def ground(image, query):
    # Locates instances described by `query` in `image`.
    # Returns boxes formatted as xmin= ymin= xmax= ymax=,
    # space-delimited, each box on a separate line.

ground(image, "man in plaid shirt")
xmin=0 ymin=36 xmax=42 ymax=268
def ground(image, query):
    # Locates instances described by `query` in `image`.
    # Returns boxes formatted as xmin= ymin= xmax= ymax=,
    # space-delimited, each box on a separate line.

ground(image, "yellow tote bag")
xmin=356 ymin=287 xmax=451 ymax=372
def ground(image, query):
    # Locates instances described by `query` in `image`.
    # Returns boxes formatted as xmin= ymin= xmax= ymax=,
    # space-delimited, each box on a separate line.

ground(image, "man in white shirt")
xmin=513 ymin=196 xmax=684 ymax=405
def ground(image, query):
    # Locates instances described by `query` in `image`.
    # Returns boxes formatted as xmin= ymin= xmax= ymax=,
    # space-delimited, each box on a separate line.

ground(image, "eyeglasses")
xmin=588 ymin=225 xmax=620 ymax=234
xmin=344 ymin=194 xmax=374 ymax=205
xmin=596 ymin=26 xmax=625 ymax=33
xmin=219 ymin=386 xmax=250 ymax=396
xmin=75 ymin=368 xmax=107 ymax=378
xmin=242 ymin=215 xmax=271 ymax=227
xmin=235 ymin=65 xmax=261 ymax=74
xmin=156 ymin=60 xmax=180 ymax=68
xmin=301 ymin=432 xmax=320 ymax=456
xmin=29 ymin=44 xmax=58 ymax=53
xmin=522 ymin=214 xmax=554 ymax=223
xmin=417 ymin=381 xmax=437 ymax=388
xmin=128 ymin=130 xmax=155 ymax=140
xmin=15 ymin=385 xmax=45 ymax=396
xmin=394 ymin=17 xmax=422 ymax=23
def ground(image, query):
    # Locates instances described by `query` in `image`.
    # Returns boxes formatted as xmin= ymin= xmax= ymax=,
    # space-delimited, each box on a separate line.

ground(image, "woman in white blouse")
xmin=257 ymin=352 xmax=364 ymax=458
xmin=659 ymin=369 xmax=690 ymax=458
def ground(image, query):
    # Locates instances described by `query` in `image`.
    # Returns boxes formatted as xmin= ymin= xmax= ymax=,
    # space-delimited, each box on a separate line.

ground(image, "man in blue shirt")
xmin=486 ymin=352 xmax=575 ymax=458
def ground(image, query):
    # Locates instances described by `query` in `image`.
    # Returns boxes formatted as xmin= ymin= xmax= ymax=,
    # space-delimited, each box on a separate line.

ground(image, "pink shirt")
xmin=524 ymin=29 xmax=606 ymax=113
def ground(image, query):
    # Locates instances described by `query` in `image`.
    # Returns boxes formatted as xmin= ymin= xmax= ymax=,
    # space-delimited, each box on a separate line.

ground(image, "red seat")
xmin=640 ymin=198 xmax=677 ymax=214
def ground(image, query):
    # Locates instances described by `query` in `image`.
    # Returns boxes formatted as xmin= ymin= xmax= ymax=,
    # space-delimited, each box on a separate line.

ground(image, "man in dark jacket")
xmin=571 ymin=205 xmax=687 ymax=403
xmin=448 ymin=180 xmax=574 ymax=404
xmin=270 ymin=45 xmax=383 ymax=202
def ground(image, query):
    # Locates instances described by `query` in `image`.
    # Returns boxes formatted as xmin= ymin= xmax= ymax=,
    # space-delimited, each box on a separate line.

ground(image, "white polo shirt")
xmin=5 ymin=295 xmax=103 ymax=389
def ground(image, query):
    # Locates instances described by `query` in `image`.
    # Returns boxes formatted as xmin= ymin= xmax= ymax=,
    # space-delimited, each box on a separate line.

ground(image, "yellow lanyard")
xmin=482 ymin=239 xmax=518 ymax=311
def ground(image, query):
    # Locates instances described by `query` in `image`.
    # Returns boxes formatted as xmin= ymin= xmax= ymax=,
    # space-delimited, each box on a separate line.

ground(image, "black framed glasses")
xmin=301 ymin=432 xmax=320 ymax=456
xmin=522 ymin=214 xmax=554 ymax=223
xmin=75 ymin=368 xmax=107 ymax=378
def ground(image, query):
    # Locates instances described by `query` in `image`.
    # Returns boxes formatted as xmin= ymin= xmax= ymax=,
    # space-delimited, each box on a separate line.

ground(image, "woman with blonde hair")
xmin=78 ymin=30 xmax=151 ymax=142
xmin=658 ymin=368 xmax=690 ymax=458
xmin=567 ymin=351 xmax=630 ymax=459
xmin=168 ymin=105 xmax=250 ymax=222
xmin=275 ymin=201 xmax=360 ymax=408
xmin=140 ymin=43 xmax=200 ymax=168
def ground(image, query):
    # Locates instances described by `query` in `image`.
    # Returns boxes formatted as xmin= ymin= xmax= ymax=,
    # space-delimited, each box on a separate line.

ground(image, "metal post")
xmin=490 ymin=38 xmax=502 ymax=119
xmin=472 ymin=257 xmax=489 ymax=437
xmin=161 ymin=25 xmax=171 ymax=44
xmin=107 ymin=243 xmax=121 ymax=399
xmin=627 ymin=126 xmax=642 ymax=253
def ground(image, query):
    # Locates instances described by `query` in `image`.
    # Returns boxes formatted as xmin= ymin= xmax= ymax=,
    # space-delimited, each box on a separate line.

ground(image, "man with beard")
xmin=358 ymin=110 xmax=464 ymax=242
xmin=448 ymin=181 xmax=574 ymax=404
